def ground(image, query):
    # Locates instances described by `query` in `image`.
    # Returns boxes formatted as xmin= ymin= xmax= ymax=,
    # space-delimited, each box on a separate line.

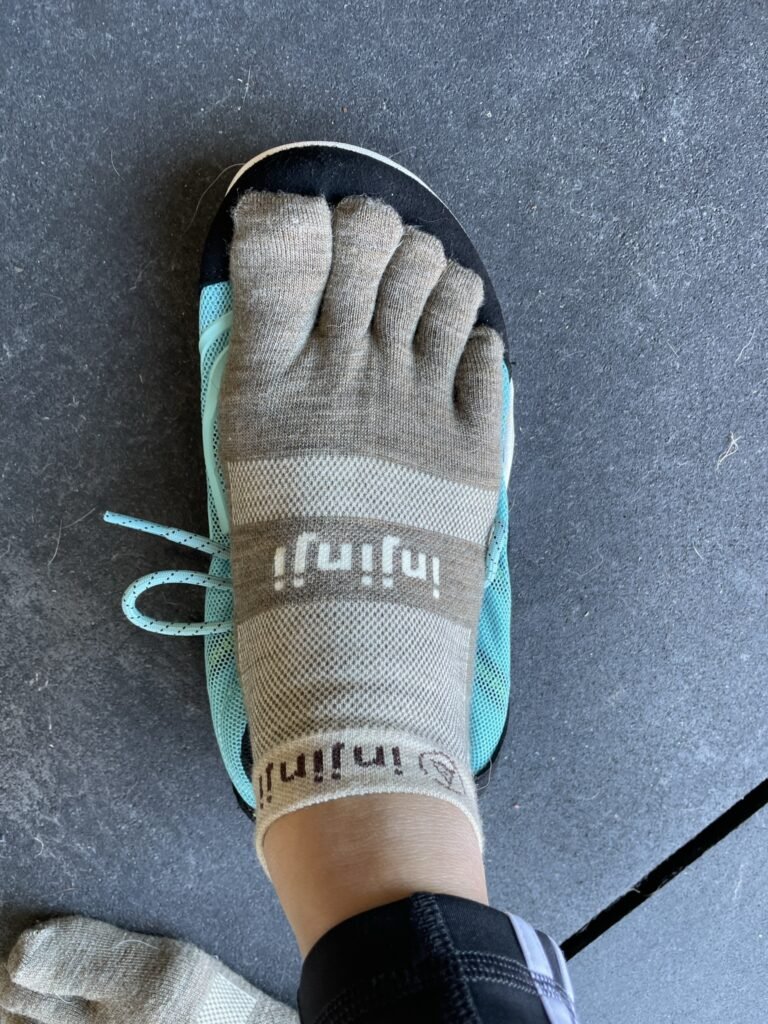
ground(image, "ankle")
xmin=263 ymin=793 xmax=488 ymax=956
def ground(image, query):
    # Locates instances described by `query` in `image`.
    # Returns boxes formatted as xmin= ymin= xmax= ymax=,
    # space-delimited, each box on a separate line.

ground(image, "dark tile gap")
xmin=561 ymin=776 xmax=768 ymax=960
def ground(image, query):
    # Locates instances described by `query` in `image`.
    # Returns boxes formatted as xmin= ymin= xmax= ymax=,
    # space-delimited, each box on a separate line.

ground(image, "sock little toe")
xmin=3 ymin=916 xmax=296 ymax=1024
xmin=220 ymin=191 xmax=505 ymax=862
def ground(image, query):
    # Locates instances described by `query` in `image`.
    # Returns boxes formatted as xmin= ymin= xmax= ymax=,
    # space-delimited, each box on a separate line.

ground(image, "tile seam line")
xmin=561 ymin=775 xmax=768 ymax=960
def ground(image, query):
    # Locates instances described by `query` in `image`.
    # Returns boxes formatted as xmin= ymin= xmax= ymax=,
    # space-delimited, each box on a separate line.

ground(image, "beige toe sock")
xmin=220 ymin=192 xmax=505 ymax=863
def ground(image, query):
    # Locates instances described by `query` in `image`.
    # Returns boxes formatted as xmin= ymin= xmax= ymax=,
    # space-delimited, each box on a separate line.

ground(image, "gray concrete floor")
xmin=1 ymin=1 xmax=766 ymax=1018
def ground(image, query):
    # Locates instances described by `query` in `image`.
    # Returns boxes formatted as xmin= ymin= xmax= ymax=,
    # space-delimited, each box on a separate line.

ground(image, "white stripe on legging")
xmin=507 ymin=913 xmax=579 ymax=1024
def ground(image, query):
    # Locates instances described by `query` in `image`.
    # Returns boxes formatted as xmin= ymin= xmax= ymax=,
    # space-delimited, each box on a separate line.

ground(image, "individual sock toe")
xmin=415 ymin=261 xmax=485 ymax=382
xmin=6 ymin=921 xmax=62 ymax=993
xmin=454 ymin=324 xmax=505 ymax=436
xmin=318 ymin=196 xmax=403 ymax=341
xmin=229 ymin=192 xmax=332 ymax=375
xmin=374 ymin=226 xmax=447 ymax=349
xmin=0 ymin=963 xmax=88 ymax=1024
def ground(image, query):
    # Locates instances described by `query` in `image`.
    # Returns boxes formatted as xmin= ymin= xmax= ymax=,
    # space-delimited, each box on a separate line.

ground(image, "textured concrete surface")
xmin=1 ymin=0 xmax=766 ymax=1012
xmin=570 ymin=805 xmax=768 ymax=1023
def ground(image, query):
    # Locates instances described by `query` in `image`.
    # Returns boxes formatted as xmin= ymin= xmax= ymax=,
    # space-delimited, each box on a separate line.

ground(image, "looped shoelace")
xmin=102 ymin=512 xmax=233 ymax=636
